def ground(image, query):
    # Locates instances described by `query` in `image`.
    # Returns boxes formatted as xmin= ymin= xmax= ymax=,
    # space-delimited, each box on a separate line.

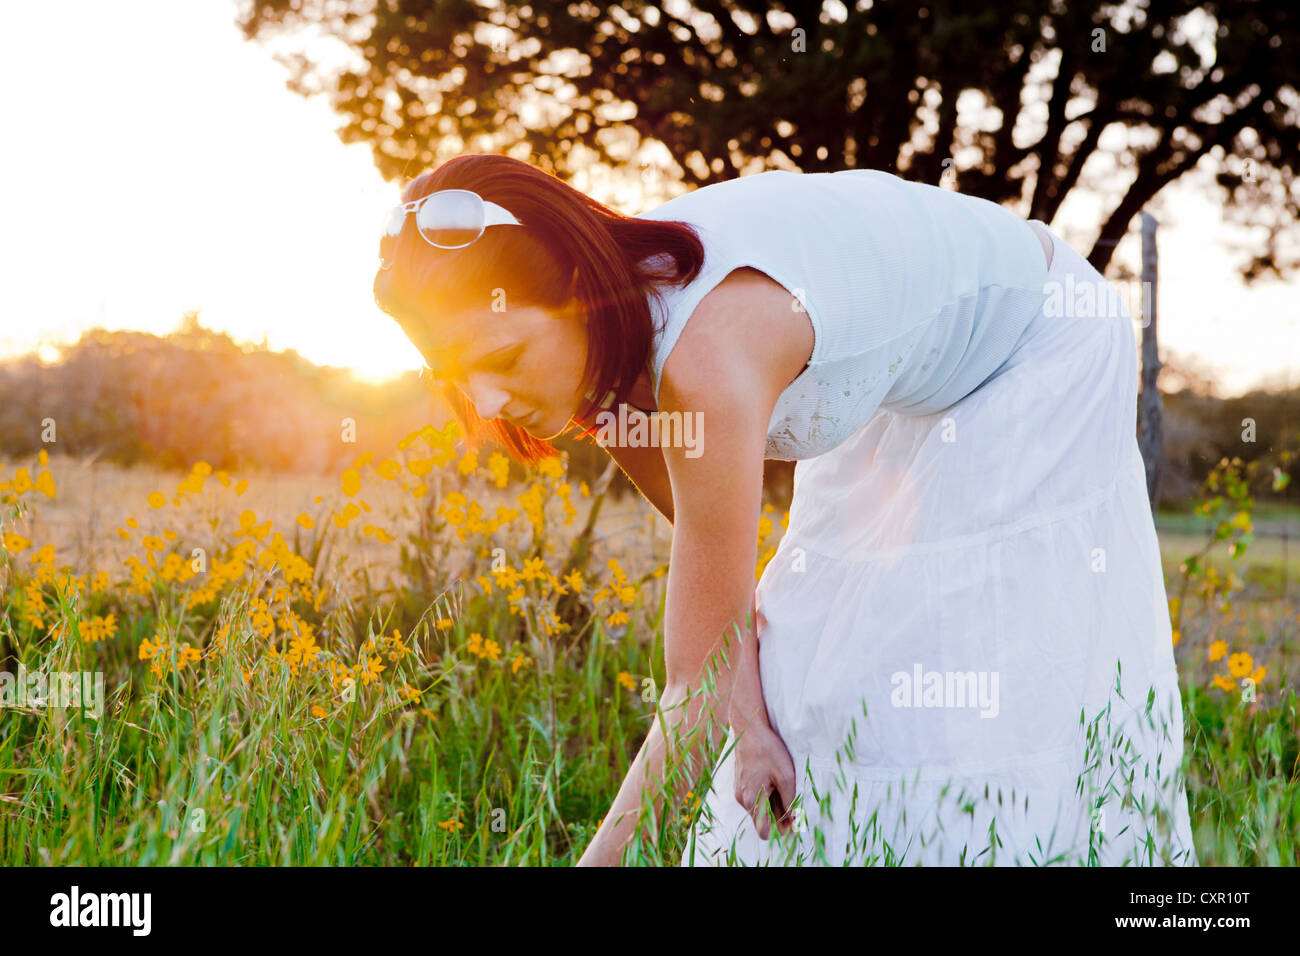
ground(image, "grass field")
xmin=1 ymin=437 xmax=1297 ymax=865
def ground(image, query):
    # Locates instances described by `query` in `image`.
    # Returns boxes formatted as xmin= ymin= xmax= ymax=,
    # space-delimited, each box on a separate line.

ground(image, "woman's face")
xmin=405 ymin=300 xmax=591 ymax=440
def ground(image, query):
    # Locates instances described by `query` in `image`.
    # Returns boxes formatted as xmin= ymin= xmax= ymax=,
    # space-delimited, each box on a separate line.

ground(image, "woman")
xmin=373 ymin=153 xmax=1197 ymax=866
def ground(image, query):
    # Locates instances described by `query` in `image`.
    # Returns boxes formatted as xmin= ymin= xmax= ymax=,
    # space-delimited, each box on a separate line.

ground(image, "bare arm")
xmin=588 ymin=415 xmax=771 ymax=732
xmin=577 ymin=329 xmax=779 ymax=864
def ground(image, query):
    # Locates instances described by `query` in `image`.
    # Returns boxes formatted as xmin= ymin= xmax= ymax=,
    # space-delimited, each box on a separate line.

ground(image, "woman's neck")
xmin=624 ymin=366 xmax=658 ymax=414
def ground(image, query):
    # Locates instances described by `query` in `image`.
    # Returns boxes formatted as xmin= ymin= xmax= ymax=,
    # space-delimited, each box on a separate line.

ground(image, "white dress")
xmin=635 ymin=169 xmax=1198 ymax=866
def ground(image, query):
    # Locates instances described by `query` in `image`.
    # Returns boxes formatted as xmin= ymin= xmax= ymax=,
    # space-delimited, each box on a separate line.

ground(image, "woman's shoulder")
xmin=656 ymin=266 xmax=814 ymax=418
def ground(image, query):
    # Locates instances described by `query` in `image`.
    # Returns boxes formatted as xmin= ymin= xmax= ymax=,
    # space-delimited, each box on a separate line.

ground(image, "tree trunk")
xmin=1137 ymin=212 xmax=1163 ymax=514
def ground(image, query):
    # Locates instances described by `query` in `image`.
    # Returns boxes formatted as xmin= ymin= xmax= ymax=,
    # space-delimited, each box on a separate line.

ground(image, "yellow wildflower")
xmin=360 ymin=655 xmax=386 ymax=686
xmin=290 ymin=632 xmax=321 ymax=665
xmin=34 ymin=470 xmax=56 ymax=498
xmin=331 ymin=502 xmax=361 ymax=529
xmin=2 ymin=532 xmax=30 ymax=553
xmin=1228 ymin=652 xmax=1254 ymax=679
xmin=81 ymin=612 xmax=118 ymax=644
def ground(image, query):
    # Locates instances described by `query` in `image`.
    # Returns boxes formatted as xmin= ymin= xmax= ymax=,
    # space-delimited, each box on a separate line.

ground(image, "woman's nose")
xmin=466 ymin=375 xmax=511 ymax=420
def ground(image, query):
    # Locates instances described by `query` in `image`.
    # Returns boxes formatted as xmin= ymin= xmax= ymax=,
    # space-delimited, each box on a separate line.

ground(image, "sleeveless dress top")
xmin=627 ymin=172 xmax=1198 ymax=865
xmin=634 ymin=169 xmax=1050 ymax=461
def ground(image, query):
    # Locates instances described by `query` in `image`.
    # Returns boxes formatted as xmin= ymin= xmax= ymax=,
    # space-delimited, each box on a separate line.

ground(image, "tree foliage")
xmin=236 ymin=0 xmax=1298 ymax=274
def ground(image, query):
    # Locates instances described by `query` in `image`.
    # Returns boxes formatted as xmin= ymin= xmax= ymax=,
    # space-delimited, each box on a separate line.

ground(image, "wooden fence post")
xmin=1137 ymin=212 xmax=1163 ymax=513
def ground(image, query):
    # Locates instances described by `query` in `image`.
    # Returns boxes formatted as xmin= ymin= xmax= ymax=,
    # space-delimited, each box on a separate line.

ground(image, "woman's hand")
xmin=733 ymin=719 xmax=797 ymax=839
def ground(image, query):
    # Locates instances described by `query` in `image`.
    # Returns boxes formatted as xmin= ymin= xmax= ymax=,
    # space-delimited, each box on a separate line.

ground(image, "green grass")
xmin=1159 ymin=533 xmax=1300 ymax=599
xmin=3 ymin=561 xmax=1296 ymax=865
xmin=2 ymin=451 xmax=1297 ymax=865
xmin=0 ymin=591 xmax=671 ymax=865
xmin=1157 ymin=500 xmax=1300 ymax=530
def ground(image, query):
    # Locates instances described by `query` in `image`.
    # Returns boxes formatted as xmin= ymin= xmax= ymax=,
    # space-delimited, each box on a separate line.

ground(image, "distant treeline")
xmin=0 ymin=319 xmax=1293 ymax=508
xmin=1159 ymin=380 xmax=1297 ymax=505
xmin=0 ymin=317 xmax=613 ymax=489
xmin=0 ymin=322 xmax=433 ymax=476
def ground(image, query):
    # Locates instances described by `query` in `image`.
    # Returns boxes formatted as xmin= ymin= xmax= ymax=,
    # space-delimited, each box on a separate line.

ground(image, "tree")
xmin=235 ymin=0 xmax=1298 ymax=275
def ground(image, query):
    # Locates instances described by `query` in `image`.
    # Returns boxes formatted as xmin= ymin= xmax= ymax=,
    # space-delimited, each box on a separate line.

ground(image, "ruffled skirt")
xmin=681 ymin=228 xmax=1198 ymax=866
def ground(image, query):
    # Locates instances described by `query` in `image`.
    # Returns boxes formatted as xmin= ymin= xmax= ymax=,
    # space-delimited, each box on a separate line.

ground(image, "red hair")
xmin=373 ymin=153 xmax=704 ymax=466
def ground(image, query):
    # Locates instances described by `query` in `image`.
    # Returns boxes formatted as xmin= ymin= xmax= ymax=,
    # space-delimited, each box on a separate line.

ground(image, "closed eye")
xmin=431 ymin=343 xmax=519 ymax=383
xmin=496 ymin=346 xmax=523 ymax=372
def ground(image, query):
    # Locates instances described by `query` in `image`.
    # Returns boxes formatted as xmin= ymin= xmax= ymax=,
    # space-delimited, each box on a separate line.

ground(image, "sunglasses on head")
xmin=379 ymin=188 xmax=523 ymax=270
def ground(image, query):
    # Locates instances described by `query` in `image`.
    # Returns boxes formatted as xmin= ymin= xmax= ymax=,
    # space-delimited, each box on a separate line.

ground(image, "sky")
xmin=0 ymin=0 xmax=1294 ymax=396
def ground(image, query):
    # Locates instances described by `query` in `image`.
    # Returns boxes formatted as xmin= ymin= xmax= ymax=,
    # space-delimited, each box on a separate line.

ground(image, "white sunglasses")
xmin=378 ymin=188 xmax=523 ymax=270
